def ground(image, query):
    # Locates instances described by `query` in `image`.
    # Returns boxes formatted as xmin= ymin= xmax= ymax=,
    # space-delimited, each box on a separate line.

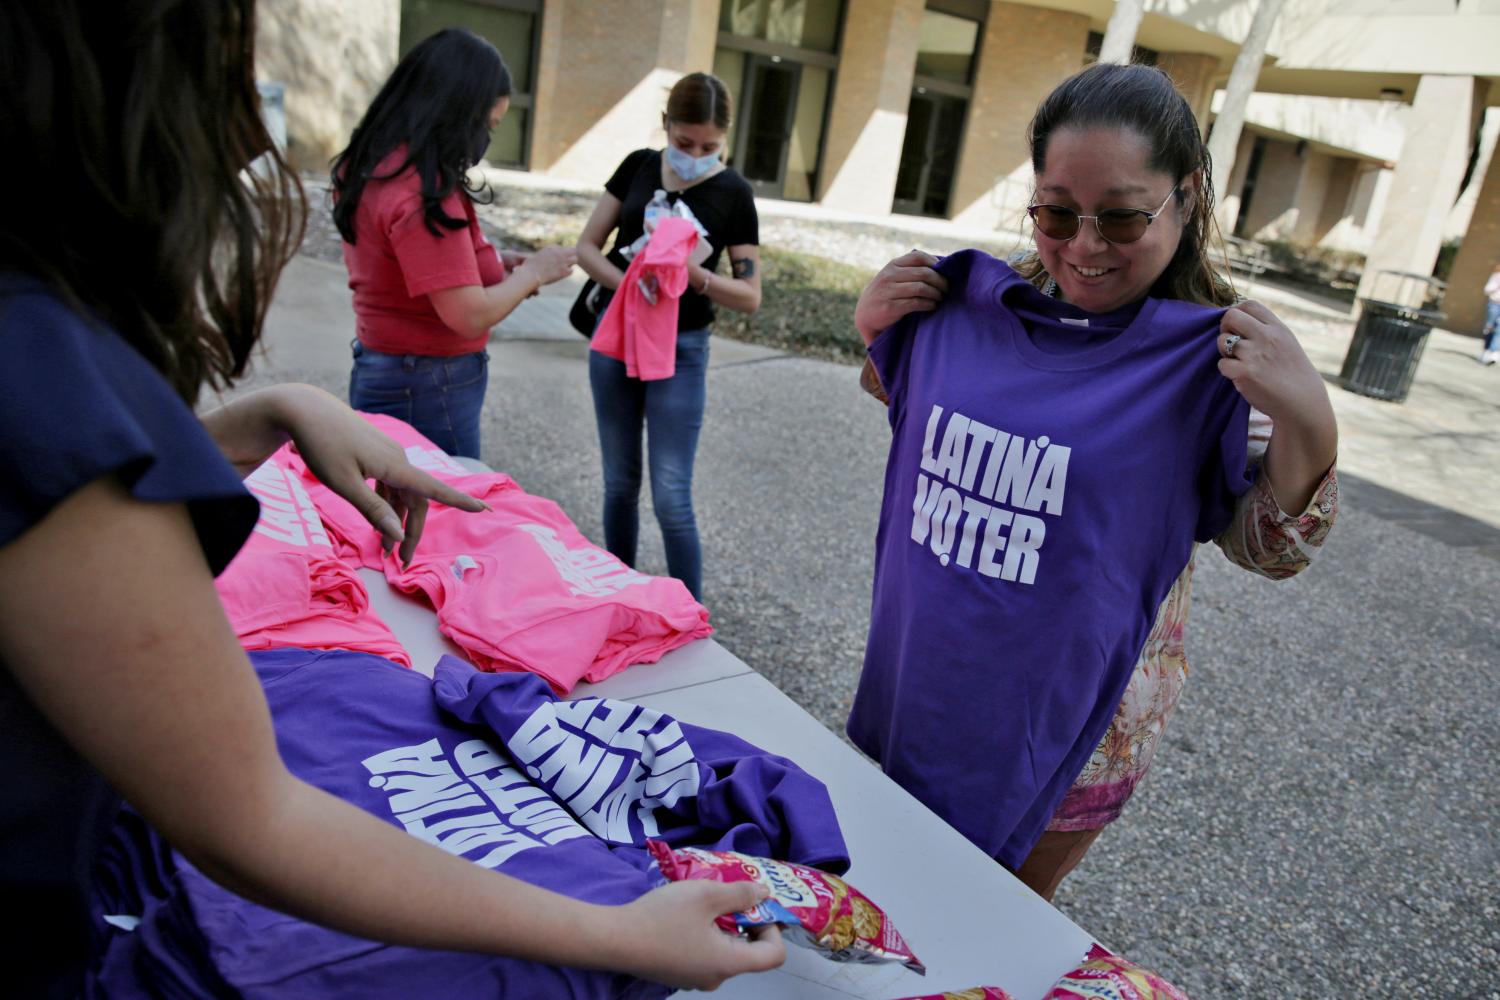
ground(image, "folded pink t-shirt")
xmin=215 ymin=454 xmax=412 ymax=668
xmin=295 ymin=415 xmax=712 ymax=691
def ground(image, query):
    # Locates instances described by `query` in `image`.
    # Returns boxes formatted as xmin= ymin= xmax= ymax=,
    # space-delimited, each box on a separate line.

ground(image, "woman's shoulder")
xmin=0 ymin=276 xmax=186 ymax=416
xmin=712 ymin=165 xmax=755 ymax=197
xmin=620 ymin=147 xmax=659 ymax=171
xmin=0 ymin=275 xmax=255 ymax=566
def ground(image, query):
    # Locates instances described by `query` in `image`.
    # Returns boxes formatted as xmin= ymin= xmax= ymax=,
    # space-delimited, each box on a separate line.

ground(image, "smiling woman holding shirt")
xmin=849 ymin=63 xmax=1341 ymax=902
xmin=576 ymin=72 xmax=761 ymax=600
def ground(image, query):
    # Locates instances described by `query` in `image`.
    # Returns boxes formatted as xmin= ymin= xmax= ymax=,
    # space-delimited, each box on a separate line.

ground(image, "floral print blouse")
xmin=1047 ymin=407 xmax=1338 ymax=831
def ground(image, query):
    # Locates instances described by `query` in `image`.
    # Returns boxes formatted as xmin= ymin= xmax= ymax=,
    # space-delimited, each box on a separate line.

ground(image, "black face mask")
xmin=471 ymin=128 xmax=492 ymax=166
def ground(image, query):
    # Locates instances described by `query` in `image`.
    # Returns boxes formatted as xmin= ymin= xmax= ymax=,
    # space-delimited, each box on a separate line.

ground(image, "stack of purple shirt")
xmin=88 ymin=649 xmax=847 ymax=998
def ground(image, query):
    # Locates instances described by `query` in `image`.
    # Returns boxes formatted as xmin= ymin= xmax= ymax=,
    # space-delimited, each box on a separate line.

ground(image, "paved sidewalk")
xmin=227 ymin=251 xmax=1497 ymax=998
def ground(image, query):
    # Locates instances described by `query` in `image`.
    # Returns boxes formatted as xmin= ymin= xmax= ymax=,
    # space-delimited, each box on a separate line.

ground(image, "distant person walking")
xmin=1479 ymin=263 xmax=1500 ymax=365
xmin=576 ymin=73 xmax=762 ymax=599
xmin=332 ymin=28 xmax=575 ymax=458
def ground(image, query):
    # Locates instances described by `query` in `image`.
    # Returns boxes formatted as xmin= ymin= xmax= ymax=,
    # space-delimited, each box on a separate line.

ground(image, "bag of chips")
xmin=893 ymin=988 xmax=1016 ymax=1000
xmin=1044 ymin=944 xmax=1192 ymax=1000
xmin=647 ymin=841 xmax=925 ymax=974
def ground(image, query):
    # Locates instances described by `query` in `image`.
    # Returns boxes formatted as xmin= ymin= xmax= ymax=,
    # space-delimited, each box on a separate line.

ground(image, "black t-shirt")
xmin=604 ymin=148 xmax=759 ymax=332
xmin=0 ymin=275 xmax=258 ymax=998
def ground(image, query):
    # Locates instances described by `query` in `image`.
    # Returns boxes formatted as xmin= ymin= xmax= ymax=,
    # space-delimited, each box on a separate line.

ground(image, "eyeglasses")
xmin=1026 ymin=187 xmax=1178 ymax=246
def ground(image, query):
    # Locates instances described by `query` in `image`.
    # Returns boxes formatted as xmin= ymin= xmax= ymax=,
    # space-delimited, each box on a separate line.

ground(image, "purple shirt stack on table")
xmin=848 ymin=252 xmax=1251 ymax=869
xmin=88 ymin=649 xmax=848 ymax=999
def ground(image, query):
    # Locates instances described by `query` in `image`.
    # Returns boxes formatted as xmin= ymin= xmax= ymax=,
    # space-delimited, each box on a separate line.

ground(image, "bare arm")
xmin=200 ymin=384 xmax=486 ymax=565
xmin=428 ymin=246 xmax=577 ymax=340
xmin=689 ymin=245 xmax=761 ymax=315
xmin=0 ymin=478 xmax=782 ymax=989
xmin=577 ymin=193 xmax=627 ymax=290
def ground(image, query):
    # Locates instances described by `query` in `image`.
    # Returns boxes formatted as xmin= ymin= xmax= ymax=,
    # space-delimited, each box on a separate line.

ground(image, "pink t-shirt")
xmin=592 ymin=217 xmax=698 ymax=380
xmin=341 ymin=149 xmax=507 ymax=357
xmin=215 ymin=455 xmax=412 ymax=668
xmin=297 ymin=414 xmax=713 ymax=692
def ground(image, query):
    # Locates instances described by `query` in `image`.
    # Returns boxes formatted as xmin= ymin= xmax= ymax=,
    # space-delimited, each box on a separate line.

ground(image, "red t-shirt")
xmin=342 ymin=150 xmax=507 ymax=357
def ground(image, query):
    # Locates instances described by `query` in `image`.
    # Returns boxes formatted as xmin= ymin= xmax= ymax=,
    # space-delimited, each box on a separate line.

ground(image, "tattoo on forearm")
xmin=732 ymin=257 xmax=756 ymax=279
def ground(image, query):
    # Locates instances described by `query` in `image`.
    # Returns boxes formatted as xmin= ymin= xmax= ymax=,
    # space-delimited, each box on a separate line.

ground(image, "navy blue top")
xmin=0 ymin=275 xmax=257 ymax=998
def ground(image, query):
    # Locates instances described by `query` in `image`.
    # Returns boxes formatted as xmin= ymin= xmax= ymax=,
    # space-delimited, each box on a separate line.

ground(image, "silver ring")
xmin=1223 ymin=333 xmax=1242 ymax=358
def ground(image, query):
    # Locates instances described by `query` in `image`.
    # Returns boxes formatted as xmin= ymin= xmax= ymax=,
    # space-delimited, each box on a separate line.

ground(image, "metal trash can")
xmin=1339 ymin=271 xmax=1445 ymax=403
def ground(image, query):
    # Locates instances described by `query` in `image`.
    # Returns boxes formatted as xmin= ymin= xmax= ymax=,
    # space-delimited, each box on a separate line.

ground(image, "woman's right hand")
xmin=605 ymin=881 xmax=785 ymax=990
xmin=518 ymin=246 xmax=578 ymax=289
xmin=854 ymin=250 xmax=948 ymax=345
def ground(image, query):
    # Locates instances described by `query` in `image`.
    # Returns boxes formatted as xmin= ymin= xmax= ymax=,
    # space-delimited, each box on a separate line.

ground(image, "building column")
xmin=1288 ymin=149 xmax=1335 ymax=244
xmin=530 ymin=0 xmax=720 ymax=181
xmin=1097 ymin=0 xmax=1145 ymax=65
xmin=816 ymin=0 xmax=924 ymax=212
xmin=1155 ymin=51 xmax=1221 ymax=131
xmin=1444 ymin=114 xmax=1500 ymax=334
xmin=254 ymin=0 xmax=401 ymax=172
xmin=1356 ymin=75 xmax=1488 ymax=306
xmin=1217 ymin=129 xmax=1258 ymax=234
xmin=947 ymin=2 xmax=1090 ymax=231
xmin=1206 ymin=0 xmax=1284 ymax=222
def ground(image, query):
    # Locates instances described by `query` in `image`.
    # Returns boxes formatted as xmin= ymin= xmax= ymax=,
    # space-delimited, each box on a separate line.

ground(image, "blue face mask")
xmin=665 ymin=144 xmax=720 ymax=181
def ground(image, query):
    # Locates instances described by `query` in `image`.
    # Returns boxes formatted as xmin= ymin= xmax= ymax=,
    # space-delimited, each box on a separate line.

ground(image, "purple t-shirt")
xmin=847 ymin=252 xmax=1251 ymax=868
xmin=89 ymin=649 xmax=847 ymax=998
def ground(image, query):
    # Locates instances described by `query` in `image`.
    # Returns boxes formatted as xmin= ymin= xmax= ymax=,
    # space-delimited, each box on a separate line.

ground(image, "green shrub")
xmin=713 ymin=247 xmax=874 ymax=364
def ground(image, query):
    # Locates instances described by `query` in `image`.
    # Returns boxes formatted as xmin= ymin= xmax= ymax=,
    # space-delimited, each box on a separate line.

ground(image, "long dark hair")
xmin=1018 ymin=63 xmax=1234 ymax=308
xmin=332 ymin=29 xmax=511 ymax=244
xmin=0 ymin=0 xmax=305 ymax=404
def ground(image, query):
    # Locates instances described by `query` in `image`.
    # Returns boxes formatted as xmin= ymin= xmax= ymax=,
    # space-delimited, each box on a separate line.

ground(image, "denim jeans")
xmin=1485 ymin=301 xmax=1500 ymax=353
xmin=348 ymin=342 xmax=489 ymax=459
xmin=588 ymin=329 xmax=710 ymax=599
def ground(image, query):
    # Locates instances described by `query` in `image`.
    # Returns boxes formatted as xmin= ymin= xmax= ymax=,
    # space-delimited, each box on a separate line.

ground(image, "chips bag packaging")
xmin=1044 ymin=944 xmax=1192 ymax=1000
xmin=647 ymin=841 xmax=925 ymax=974
xmin=893 ymin=988 xmax=1016 ymax=1000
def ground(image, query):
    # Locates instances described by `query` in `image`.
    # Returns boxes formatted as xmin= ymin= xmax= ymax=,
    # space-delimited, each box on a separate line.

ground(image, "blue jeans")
xmin=588 ymin=329 xmax=710 ymax=599
xmin=348 ymin=342 xmax=489 ymax=459
xmin=1485 ymin=302 xmax=1500 ymax=353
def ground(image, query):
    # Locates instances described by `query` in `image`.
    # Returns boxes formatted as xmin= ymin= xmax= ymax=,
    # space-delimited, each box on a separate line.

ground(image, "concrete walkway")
xmin=226 ymin=253 xmax=1497 ymax=998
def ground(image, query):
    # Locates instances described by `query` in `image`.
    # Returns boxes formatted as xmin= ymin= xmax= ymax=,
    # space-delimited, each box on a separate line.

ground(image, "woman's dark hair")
xmin=332 ymin=29 xmax=510 ymax=244
xmin=665 ymin=72 xmax=732 ymax=130
xmin=1018 ymin=63 xmax=1234 ymax=308
xmin=0 ymin=0 xmax=305 ymax=404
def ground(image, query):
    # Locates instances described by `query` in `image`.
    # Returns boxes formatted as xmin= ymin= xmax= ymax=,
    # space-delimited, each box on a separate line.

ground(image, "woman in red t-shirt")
xmin=332 ymin=29 xmax=575 ymax=458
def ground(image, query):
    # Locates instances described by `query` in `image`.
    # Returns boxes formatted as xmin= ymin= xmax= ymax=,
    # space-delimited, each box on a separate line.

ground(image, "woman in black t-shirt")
xmin=576 ymin=72 xmax=762 ymax=600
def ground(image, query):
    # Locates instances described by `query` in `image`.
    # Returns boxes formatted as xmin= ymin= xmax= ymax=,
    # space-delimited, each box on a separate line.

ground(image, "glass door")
xmin=892 ymin=90 xmax=967 ymax=217
xmin=734 ymin=55 xmax=802 ymax=199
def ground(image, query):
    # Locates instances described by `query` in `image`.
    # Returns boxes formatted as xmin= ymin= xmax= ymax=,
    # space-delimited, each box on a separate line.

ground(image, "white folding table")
xmin=360 ymin=568 xmax=1097 ymax=1000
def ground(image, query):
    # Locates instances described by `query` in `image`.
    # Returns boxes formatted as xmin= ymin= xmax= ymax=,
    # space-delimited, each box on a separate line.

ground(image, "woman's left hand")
xmin=499 ymin=250 xmax=540 ymax=297
xmin=280 ymin=388 xmax=488 ymax=565
xmin=1216 ymin=301 xmax=1332 ymax=430
xmin=1217 ymin=301 xmax=1339 ymax=510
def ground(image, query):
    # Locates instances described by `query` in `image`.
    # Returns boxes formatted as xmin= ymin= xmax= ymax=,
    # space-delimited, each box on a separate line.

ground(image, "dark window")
xmin=399 ymin=0 xmax=542 ymax=168
xmin=1083 ymin=29 xmax=1159 ymax=67
xmin=715 ymin=1 xmax=844 ymax=200
xmin=719 ymin=0 xmax=842 ymax=52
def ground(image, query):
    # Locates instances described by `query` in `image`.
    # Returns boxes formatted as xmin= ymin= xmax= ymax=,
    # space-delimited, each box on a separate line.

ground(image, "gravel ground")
xmin=280 ymin=178 xmax=1499 ymax=999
